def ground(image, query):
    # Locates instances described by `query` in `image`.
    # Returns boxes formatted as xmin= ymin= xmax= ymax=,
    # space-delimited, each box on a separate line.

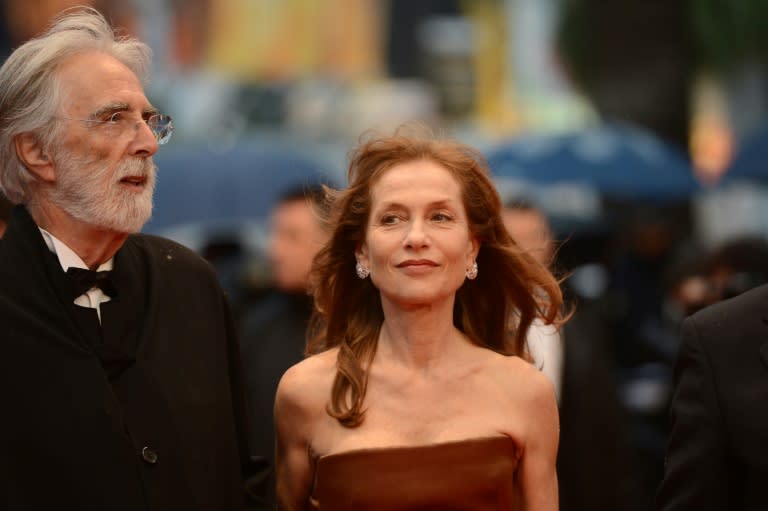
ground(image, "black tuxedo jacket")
xmin=657 ymin=283 xmax=768 ymax=511
xmin=0 ymin=206 xmax=254 ymax=510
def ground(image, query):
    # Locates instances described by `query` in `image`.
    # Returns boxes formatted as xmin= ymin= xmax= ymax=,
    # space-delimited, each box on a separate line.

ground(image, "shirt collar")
xmin=39 ymin=227 xmax=114 ymax=273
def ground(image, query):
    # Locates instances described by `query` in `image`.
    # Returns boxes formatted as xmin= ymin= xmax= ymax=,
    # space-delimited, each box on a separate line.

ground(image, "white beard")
xmin=49 ymin=150 xmax=156 ymax=233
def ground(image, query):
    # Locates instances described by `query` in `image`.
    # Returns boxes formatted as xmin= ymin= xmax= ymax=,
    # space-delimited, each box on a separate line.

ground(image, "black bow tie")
xmin=65 ymin=267 xmax=118 ymax=298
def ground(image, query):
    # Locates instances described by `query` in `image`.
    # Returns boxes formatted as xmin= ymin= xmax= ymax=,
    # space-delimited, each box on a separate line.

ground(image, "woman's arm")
xmin=516 ymin=368 xmax=560 ymax=510
xmin=274 ymin=365 xmax=315 ymax=511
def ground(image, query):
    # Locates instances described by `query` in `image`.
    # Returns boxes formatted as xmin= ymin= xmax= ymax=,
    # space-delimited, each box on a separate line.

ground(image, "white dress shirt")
xmin=39 ymin=228 xmax=113 ymax=322
xmin=527 ymin=319 xmax=564 ymax=403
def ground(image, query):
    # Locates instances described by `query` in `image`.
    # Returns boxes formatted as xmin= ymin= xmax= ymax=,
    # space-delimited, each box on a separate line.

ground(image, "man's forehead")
xmin=56 ymin=51 xmax=148 ymax=112
xmin=57 ymin=50 xmax=137 ymax=78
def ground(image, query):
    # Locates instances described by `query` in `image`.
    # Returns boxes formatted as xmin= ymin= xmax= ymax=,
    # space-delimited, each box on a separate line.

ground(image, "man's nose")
xmin=129 ymin=119 xmax=159 ymax=157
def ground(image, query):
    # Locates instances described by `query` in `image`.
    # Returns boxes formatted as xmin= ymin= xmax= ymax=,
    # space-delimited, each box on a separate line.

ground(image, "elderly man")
xmin=0 ymin=8 xmax=257 ymax=510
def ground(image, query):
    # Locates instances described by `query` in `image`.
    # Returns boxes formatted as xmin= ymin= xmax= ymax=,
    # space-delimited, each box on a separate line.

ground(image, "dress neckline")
xmin=315 ymin=434 xmax=518 ymax=463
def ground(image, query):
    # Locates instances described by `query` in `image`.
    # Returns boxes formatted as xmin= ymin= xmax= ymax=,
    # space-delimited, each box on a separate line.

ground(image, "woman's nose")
xmin=404 ymin=219 xmax=428 ymax=247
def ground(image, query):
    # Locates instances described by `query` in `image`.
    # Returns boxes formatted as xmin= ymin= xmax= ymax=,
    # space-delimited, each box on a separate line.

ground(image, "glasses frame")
xmin=55 ymin=112 xmax=174 ymax=145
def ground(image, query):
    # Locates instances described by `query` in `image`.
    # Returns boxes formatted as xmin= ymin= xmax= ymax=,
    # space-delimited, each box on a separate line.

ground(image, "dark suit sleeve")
xmin=656 ymin=317 xmax=730 ymax=511
xmin=223 ymin=295 xmax=271 ymax=509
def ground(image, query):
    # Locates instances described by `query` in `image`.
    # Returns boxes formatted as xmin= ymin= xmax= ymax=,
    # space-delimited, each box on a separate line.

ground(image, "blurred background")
xmin=4 ymin=1 xmax=768 ymax=509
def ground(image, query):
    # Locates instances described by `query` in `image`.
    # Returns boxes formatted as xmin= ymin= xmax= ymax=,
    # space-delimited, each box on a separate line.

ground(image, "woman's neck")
xmin=377 ymin=299 xmax=466 ymax=372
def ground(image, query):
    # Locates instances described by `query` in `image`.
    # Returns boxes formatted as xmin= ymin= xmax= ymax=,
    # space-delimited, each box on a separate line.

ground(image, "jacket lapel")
xmin=2 ymin=206 xmax=92 ymax=353
xmin=99 ymin=239 xmax=148 ymax=377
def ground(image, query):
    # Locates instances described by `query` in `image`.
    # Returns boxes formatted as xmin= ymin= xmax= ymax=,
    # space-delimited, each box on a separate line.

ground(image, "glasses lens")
xmin=149 ymin=114 xmax=173 ymax=145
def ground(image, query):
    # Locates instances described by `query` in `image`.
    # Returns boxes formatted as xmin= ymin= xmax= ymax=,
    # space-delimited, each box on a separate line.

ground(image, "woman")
xmin=275 ymin=129 xmax=565 ymax=510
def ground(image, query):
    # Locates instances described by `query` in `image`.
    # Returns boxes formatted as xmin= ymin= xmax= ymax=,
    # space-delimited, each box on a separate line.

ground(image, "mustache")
xmin=115 ymin=157 xmax=156 ymax=180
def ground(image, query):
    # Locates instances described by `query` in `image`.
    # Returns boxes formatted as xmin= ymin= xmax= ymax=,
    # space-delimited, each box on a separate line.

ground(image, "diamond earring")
xmin=466 ymin=261 xmax=478 ymax=280
xmin=356 ymin=261 xmax=370 ymax=279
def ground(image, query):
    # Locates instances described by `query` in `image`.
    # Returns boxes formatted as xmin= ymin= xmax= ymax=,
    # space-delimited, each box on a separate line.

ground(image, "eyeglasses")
xmin=56 ymin=112 xmax=174 ymax=145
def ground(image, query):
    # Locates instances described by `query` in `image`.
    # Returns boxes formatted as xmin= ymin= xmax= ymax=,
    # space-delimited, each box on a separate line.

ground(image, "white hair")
xmin=51 ymin=149 xmax=156 ymax=233
xmin=0 ymin=7 xmax=152 ymax=204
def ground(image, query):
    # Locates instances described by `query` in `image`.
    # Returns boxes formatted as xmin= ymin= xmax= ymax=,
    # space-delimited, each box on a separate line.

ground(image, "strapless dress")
xmin=309 ymin=435 xmax=519 ymax=510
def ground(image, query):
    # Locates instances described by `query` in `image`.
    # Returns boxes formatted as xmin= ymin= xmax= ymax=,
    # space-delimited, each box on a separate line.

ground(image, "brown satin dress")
xmin=309 ymin=436 xmax=519 ymax=510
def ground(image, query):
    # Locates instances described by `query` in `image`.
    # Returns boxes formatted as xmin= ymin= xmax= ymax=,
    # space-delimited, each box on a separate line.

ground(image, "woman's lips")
xmin=397 ymin=260 xmax=439 ymax=273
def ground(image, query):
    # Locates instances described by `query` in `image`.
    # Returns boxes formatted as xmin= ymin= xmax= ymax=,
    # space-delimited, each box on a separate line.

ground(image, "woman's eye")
xmin=381 ymin=214 xmax=400 ymax=225
xmin=432 ymin=212 xmax=452 ymax=222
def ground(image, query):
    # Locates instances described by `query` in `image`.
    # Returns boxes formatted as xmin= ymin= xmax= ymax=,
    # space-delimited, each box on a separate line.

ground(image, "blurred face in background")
xmin=268 ymin=198 xmax=328 ymax=293
xmin=502 ymin=207 xmax=553 ymax=267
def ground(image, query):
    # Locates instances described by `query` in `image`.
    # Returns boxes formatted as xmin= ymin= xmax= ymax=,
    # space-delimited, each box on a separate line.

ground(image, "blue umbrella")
xmin=486 ymin=122 xmax=701 ymax=202
xmin=723 ymin=122 xmax=768 ymax=182
xmin=144 ymin=143 xmax=338 ymax=235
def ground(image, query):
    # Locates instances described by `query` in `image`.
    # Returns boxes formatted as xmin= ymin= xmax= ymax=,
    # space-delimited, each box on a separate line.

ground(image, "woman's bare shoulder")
xmin=479 ymin=351 xmax=559 ymax=443
xmin=485 ymin=351 xmax=557 ymax=405
xmin=275 ymin=348 xmax=339 ymax=415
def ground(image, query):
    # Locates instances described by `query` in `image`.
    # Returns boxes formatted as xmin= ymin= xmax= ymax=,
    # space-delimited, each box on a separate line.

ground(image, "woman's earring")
xmin=356 ymin=261 xmax=370 ymax=279
xmin=466 ymin=261 xmax=478 ymax=280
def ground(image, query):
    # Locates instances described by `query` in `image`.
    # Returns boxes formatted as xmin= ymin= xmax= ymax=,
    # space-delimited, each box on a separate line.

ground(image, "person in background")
xmin=706 ymin=236 xmax=768 ymax=302
xmin=275 ymin=128 xmax=564 ymax=510
xmin=501 ymin=199 xmax=554 ymax=267
xmin=502 ymin=199 xmax=563 ymax=400
xmin=663 ymin=236 xmax=768 ymax=326
xmin=503 ymin=199 xmax=634 ymax=510
xmin=238 ymin=184 xmax=330 ymax=510
xmin=0 ymin=8 xmax=259 ymax=509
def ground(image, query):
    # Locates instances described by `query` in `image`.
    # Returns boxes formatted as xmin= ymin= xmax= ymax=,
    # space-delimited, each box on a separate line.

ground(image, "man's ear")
xmin=14 ymin=133 xmax=55 ymax=182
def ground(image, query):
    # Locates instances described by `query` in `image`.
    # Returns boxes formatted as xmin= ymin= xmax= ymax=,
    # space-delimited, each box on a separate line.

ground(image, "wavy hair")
xmin=307 ymin=127 xmax=565 ymax=427
xmin=0 ymin=7 xmax=152 ymax=204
